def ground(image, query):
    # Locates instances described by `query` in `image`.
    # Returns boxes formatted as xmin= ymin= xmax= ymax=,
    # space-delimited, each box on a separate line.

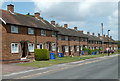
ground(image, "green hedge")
xmin=34 ymin=49 xmax=50 ymax=61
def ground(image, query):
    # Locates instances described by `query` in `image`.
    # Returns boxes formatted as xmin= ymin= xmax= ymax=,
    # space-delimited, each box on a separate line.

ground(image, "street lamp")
xmin=108 ymin=30 xmax=110 ymax=56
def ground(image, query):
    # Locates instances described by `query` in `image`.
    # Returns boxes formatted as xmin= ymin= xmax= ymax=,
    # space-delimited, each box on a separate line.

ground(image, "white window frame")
xmin=37 ymin=43 xmax=43 ymax=49
xmin=65 ymin=46 xmax=69 ymax=52
xmin=28 ymin=43 xmax=34 ymax=52
xmin=11 ymin=25 xmax=18 ymax=33
xmin=52 ymin=43 xmax=56 ymax=51
xmin=77 ymin=46 xmax=79 ymax=52
xmin=11 ymin=43 xmax=19 ymax=53
xmin=28 ymin=28 xmax=34 ymax=34
xmin=41 ymin=30 xmax=46 ymax=36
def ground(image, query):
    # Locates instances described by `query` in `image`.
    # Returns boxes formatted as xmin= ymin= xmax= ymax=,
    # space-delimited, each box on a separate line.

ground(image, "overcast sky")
xmin=1 ymin=0 xmax=118 ymax=40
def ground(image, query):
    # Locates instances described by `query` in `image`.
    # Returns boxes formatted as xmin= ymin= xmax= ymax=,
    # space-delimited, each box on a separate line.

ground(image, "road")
xmin=3 ymin=55 xmax=119 ymax=79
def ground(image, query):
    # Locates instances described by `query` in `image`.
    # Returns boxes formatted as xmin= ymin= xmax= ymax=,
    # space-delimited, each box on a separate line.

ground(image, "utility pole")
xmin=101 ymin=23 xmax=104 ymax=50
xmin=108 ymin=30 xmax=110 ymax=56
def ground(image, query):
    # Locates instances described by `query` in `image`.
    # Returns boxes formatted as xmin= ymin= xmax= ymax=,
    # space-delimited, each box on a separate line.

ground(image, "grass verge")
xmin=17 ymin=53 xmax=117 ymax=68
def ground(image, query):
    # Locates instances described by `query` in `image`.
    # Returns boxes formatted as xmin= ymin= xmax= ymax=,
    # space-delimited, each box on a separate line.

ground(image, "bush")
xmin=34 ymin=49 xmax=50 ymax=61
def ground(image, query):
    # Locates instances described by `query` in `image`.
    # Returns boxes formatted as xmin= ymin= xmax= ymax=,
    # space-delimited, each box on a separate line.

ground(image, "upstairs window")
xmin=58 ymin=35 xmax=62 ymax=40
xmin=71 ymin=37 xmax=74 ymax=41
xmin=28 ymin=28 xmax=34 ymax=34
xmin=65 ymin=36 xmax=68 ymax=41
xmin=11 ymin=25 xmax=18 ymax=33
xmin=41 ymin=30 xmax=46 ymax=36
xmin=52 ymin=31 xmax=56 ymax=37
xmin=11 ymin=43 xmax=19 ymax=53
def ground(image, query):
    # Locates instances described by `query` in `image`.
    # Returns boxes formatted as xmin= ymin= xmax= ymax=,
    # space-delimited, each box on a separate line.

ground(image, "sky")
xmin=0 ymin=0 xmax=119 ymax=40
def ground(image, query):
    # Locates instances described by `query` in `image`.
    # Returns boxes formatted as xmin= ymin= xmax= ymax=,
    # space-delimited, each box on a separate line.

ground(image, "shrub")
xmin=34 ymin=49 xmax=50 ymax=61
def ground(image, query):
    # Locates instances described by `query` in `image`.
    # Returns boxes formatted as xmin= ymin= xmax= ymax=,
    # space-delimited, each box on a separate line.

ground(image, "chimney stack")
xmin=110 ymin=36 xmax=112 ymax=39
xmin=64 ymin=24 xmax=68 ymax=28
xmin=7 ymin=4 xmax=14 ymax=13
xmin=103 ymin=34 xmax=105 ymax=37
xmin=34 ymin=12 xmax=40 ymax=18
xmin=98 ymin=33 xmax=100 ymax=37
xmin=87 ymin=32 xmax=90 ymax=35
xmin=106 ymin=35 xmax=108 ymax=38
xmin=51 ymin=21 xmax=55 ymax=25
xmin=92 ymin=33 xmax=95 ymax=36
xmin=74 ymin=27 xmax=77 ymax=30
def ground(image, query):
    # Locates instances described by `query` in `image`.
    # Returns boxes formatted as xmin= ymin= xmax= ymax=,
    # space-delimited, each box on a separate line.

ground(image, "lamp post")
xmin=108 ymin=30 xmax=110 ymax=56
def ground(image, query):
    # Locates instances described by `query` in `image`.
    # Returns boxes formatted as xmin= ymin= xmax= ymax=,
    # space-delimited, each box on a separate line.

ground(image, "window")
xmin=28 ymin=28 xmax=34 ymax=34
xmin=11 ymin=43 xmax=19 ymax=53
xmin=58 ymin=35 xmax=62 ymax=40
xmin=77 ymin=46 xmax=79 ymax=51
xmin=52 ymin=31 xmax=56 ymax=37
xmin=71 ymin=37 xmax=74 ymax=41
xmin=11 ymin=25 xmax=18 ymax=33
xmin=65 ymin=46 xmax=69 ymax=52
xmin=65 ymin=36 xmax=68 ymax=41
xmin=28 ymin=43 xmax=34 ymax=52
xmin=37 ymin=43 xmax=43 ymax=49
xmin=52 ymin=43 xmax=56 ymax=51
xmin=41 ymin=30 xmax=46 ymax=36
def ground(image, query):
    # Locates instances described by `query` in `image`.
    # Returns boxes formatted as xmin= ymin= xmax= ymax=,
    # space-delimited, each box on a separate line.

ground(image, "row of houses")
xmin=1 ymin=4 xmax=118 ymax=63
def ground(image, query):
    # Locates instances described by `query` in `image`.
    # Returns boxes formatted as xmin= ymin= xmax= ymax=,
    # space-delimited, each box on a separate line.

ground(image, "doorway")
xmin=20 ymin=41 xmax=28 ymax=58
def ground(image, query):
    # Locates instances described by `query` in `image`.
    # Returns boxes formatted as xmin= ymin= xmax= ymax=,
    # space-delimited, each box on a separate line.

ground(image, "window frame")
xmin=52 ymin=43 xmax=56 ymax=51
xmin=28 ymin=28 xmax=34 ymax=35
xmin=65 ymin=36 xmax=68 ymax=41
xmin=28 ymin=43 xmax=34 ymax=52
xmin=37 ymin=43 xmax=43 ymax=49
xmin=65 ymin=46 xmax=69 ymax=52
xmin=41 ymin=30 xmax=46 ymax=36
xmin=11 ymin=43 xmax=19 ymax=53
xmin=11 ymin=25 xmax=18 ymax=33
xmin=52 ymin=31 xmax=56 ymax=37
xmin=58 ymin=35 xmax=62 ymax=40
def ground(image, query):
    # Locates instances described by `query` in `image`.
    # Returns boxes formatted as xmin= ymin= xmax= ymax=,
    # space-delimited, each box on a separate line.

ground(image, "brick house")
xmin=1 ymin=4 xmax=58 ymax=63
xmin=0 ymin=4 xmax=118 ymax=63
xmin=87 ymin=32 xmax=102 ymax=50
xmin=55 ymin=24 xmax=88 ymax=56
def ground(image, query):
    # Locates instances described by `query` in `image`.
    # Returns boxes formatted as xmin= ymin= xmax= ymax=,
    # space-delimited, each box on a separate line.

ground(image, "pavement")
xmin=2 ymin=54 xmax=119 ymax=79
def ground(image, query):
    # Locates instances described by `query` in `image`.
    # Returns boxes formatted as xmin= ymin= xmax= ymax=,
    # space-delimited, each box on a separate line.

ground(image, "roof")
xmin=100 ymin=36 xmax=115 ymax=42
xmin=86 ymin=34 xmax=102 ymax=41
xmin=1 ymin=9 xmax=58 ymax=31
xmin=56 ymin=27 xmax=88 ymax=38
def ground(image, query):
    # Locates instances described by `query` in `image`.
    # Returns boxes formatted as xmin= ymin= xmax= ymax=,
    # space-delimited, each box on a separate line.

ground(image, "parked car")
xmin=100 ymin=50 xmax=114 ymax=54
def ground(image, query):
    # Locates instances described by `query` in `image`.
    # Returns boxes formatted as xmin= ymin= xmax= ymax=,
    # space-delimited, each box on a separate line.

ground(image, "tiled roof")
xmin=86 ymin=34 xmax=102 ymax=41
xmin=100 ymin=36 xmax=115 ymax=42
xmin=1 ymin=10 xmax=58 ymax=31
xmin=56 ymin=27 xmax=88 ymax=38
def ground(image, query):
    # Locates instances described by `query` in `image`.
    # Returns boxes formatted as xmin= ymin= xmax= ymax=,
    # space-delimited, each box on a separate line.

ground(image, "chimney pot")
xmin=51 ymin=21 xmax=55 ymax=25
xmin=110 ymin=36 xmax=112 ymax=39
xmin=87 ymin=32 xmax=90 ymax=35
xmin=7 ymin=4 xmax=14 ymax=13
xmin=34 ymin=12 xmax=40 ymax=18
xmin=98 ymin=33 xmax=100 ymax=37
xmin=74 ymin=27 xmax=77 ymax=30
xmin=64 ymin=24 xmax=68 ymax=28
xmin=92 ymin=33 xmax=95 ymax=36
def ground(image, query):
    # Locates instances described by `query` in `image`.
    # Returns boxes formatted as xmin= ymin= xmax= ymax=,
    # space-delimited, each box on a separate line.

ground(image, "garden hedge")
xmin=34 ymin=49 xmax=50 ymax=61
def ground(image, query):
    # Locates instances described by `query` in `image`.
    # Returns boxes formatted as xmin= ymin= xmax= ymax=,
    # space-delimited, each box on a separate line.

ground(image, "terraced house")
xmin=0 ymin=4 xmax=118 ymax=63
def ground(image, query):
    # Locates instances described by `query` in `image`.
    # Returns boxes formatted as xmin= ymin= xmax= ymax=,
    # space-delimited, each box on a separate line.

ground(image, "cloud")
xmin=32 ymin=0 xmax=118 ymax=40
xmin=0 ymin=0 xmax=4 ymax=8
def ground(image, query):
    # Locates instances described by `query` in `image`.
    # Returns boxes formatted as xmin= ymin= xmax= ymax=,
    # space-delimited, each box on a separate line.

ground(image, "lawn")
xmin=17 ymin=53 xmax=117 ymax=68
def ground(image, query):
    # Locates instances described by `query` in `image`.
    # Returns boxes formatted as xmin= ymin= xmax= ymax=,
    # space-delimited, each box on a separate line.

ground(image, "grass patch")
xmin=17 ymin=53 xmax=117 ymax=68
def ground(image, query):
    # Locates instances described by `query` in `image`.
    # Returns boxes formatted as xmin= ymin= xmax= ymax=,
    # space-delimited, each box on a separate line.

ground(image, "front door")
xmin=20 ymin=42 xmax=28 ymax=58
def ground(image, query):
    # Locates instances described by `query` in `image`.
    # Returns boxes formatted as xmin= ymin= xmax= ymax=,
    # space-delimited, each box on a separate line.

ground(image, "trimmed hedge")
xmin=34 ymin=49 xmax=50 ymax=61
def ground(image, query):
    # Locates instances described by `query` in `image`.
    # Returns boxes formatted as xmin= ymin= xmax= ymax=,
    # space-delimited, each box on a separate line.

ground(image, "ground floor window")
xmin=52 ymin=43 xmax=56 ymax=51
xmin=77 ymin=46 xmax=79 ymax=52
xmin=28 ymin=43 xmax=34 ymax=52
xmin=65 ymin=46 xmax=69 ymax=52
xmin=37 ymin=43 xmax=43 ymax=49
xmin=11 ymin=43 xmax=19 ymax=53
